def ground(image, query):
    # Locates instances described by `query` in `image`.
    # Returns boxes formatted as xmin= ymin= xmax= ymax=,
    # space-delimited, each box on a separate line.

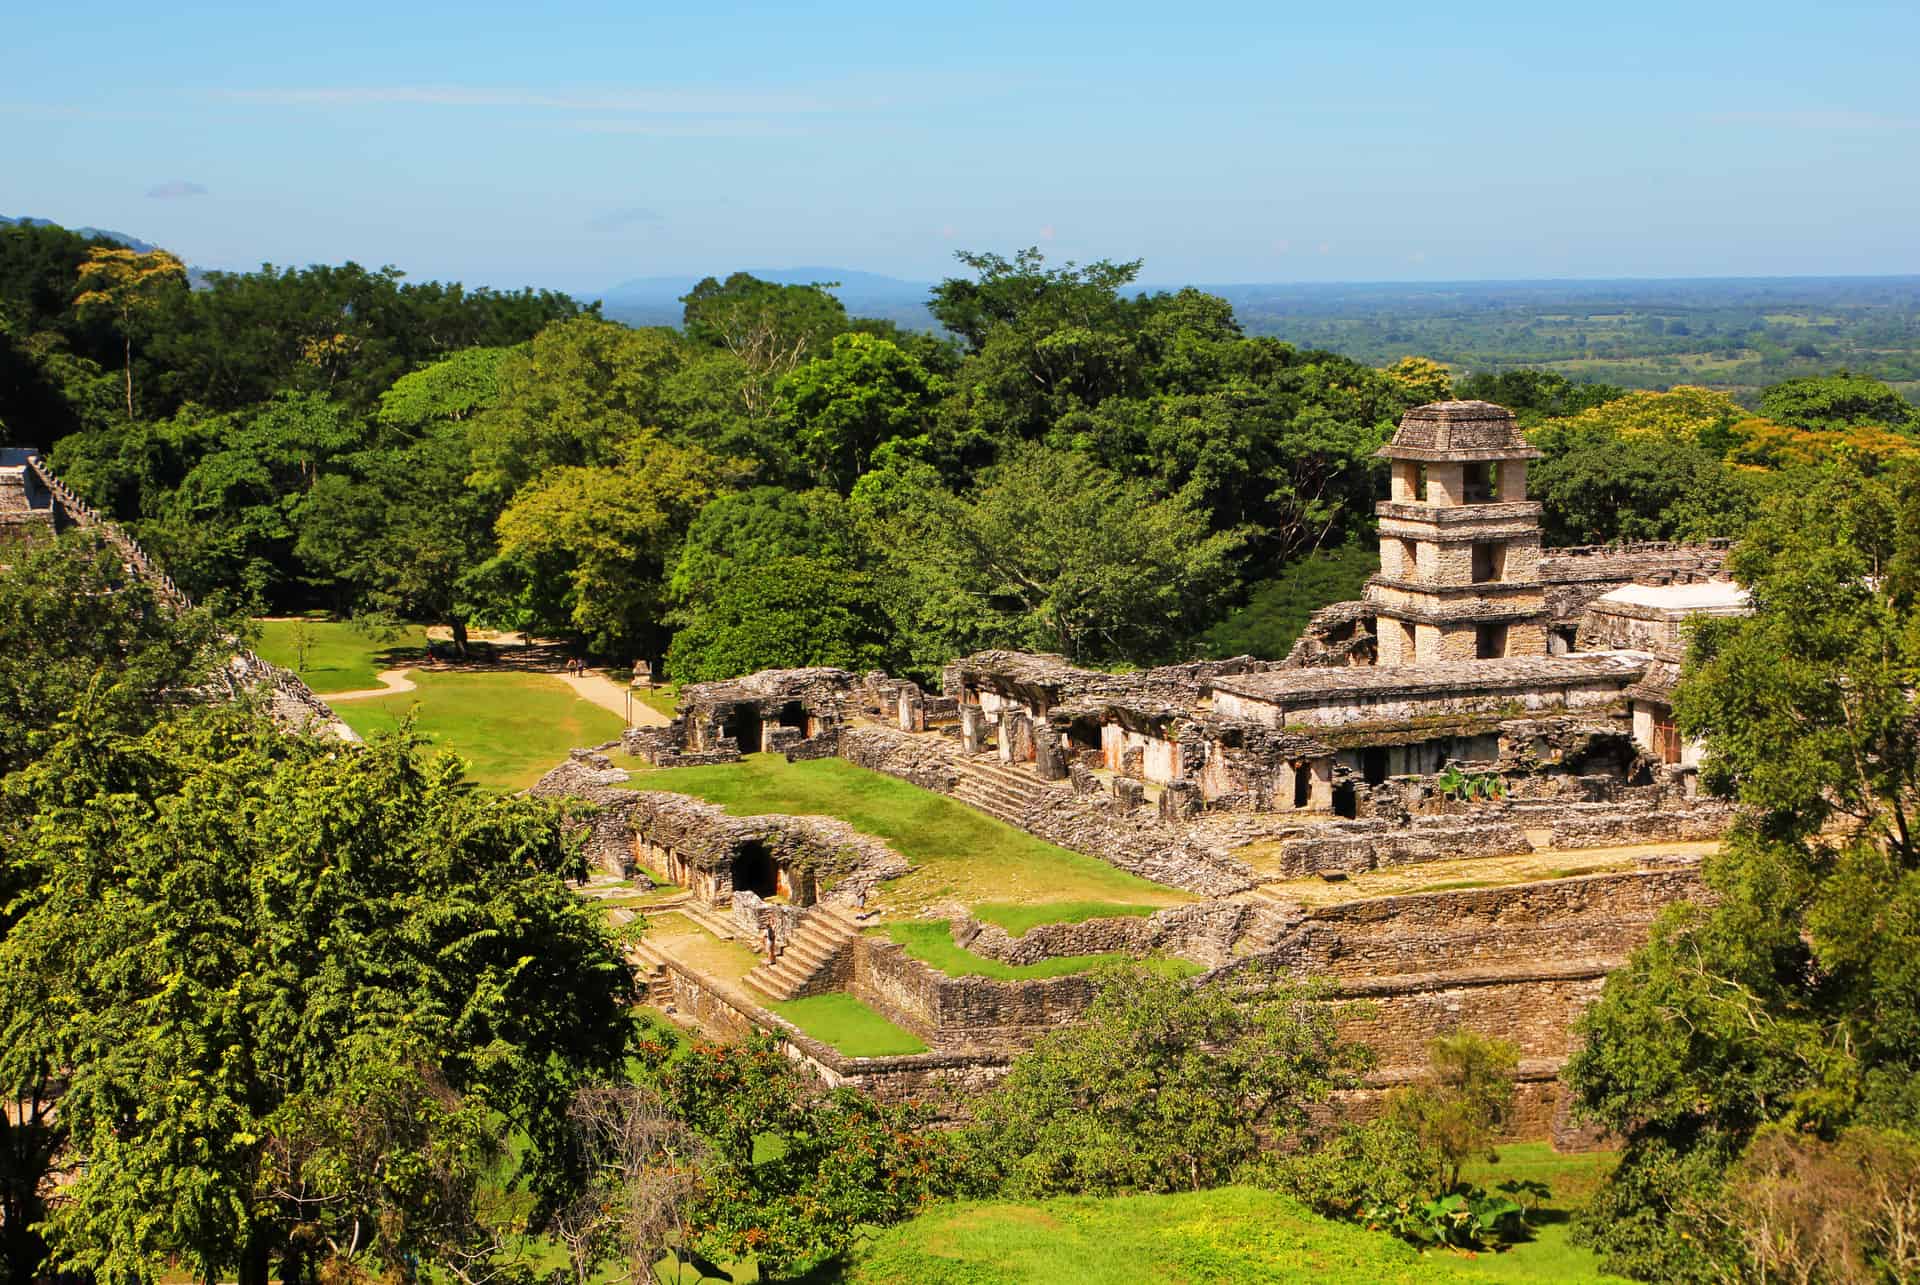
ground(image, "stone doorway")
xmin=732 ymin=841 xmax=779 ymax=899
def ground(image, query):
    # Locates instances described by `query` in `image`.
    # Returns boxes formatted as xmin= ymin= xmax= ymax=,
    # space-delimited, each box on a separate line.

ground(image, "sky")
xmin=7 ymin=1 xmax=1919 ymax=295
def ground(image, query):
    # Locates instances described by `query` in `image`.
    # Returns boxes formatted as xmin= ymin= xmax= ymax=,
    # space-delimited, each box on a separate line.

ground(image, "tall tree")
xmin=73 ymin=245 xmax=186 ymax=417
xmin=1564 ymin=459 xmax=1920 ymax=1282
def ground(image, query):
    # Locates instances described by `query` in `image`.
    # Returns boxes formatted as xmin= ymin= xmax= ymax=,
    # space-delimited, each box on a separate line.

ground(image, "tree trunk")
xmin=122 ymin=328 xmax=134 ymax=419
xmin=237 ymin=1225 xmax=273 ymax=1285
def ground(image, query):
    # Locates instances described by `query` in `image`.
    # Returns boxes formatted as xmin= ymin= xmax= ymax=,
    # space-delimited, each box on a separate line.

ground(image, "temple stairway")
xmin=628 ymin=938 xmax=678 ymax=1008
xmin=952 ymin=754 xmax=1071 ymax=828
xmin=742 ymin=903 xmax=860 ymax=1002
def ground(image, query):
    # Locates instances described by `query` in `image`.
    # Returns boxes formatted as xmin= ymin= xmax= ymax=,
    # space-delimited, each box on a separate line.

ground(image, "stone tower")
xmin=1367 ymin=401 xmax=1546 ymax=666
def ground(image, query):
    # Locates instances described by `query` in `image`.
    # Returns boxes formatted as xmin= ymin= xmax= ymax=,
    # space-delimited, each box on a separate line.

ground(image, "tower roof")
xmin=1377 ymin=400 xmax=1542 ymax=462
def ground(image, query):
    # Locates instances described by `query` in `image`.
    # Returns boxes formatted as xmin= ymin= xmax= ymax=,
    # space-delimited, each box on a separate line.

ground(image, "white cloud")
xmin=147 ymin=180 xmax=208 ymax=199
xmin=212 ymin=86 xmax=846 ymax=115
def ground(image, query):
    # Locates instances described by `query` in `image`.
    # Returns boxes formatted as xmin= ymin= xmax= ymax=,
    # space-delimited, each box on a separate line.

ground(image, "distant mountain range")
xmin=0 ymin=215 xmax=160 ymax=254
xmin=595 ymin=267 xmax=937 ymax=329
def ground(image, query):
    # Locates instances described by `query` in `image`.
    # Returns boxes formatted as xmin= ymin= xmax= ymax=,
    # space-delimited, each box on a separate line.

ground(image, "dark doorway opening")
xmin=732 ymin=841 xmax=778 ymax=898
xmin=1475 ymin=623 xmax=1509 ymax=660
xmin=722 ymin=704 xmax=764 ymax=753
xmin=1362 ymin=747 xmax=1390 ymax=786
xmin=1292 ymin=763 xmax=1312 ymax=809
xmin=1332 ymin=782 xmax=1358 ymax=819
xmin=1067 ymin=717 xmax=1101 ymax=752
xmin=777 ymin=700 xmax=807 ymax=732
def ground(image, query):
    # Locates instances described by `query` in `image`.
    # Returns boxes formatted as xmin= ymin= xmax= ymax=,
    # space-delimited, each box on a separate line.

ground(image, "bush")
xmin=1244 ymin=1117 xmax=1445 ymax=1219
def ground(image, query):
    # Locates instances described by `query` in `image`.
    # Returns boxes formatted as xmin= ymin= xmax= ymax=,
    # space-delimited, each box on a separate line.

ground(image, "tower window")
xmin=1475 ymin=623 xmax=1509 ymax=659
xmin=1462 ymin=462 xmax=1492 ymax=503
xmin=1471 ymin=541 xmax=1505 ymax=584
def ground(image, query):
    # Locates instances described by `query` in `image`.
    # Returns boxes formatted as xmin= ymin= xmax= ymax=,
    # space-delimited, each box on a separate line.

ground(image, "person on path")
xmin=762 ymin=923 xmax=777 ymax=964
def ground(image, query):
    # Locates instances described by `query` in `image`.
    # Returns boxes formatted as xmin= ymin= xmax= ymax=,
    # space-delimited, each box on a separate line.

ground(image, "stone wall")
xmin=1272 ymin=819 xmax=1535 ymax=879
xmin=850 ymin=934 xmax=1106 ymax=1049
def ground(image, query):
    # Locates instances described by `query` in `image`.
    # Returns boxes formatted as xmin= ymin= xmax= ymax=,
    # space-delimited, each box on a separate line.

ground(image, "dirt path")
xmin=319 ymin=668 xmax=418 ymax=701
xmin=563 ymin=670 xmax=670 ymax=726
xmin=320 ymin=659 xmax=669 ymax=728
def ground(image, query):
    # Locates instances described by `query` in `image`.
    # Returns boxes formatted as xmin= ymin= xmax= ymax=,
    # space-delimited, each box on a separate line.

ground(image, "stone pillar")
xmin=960 ymin=704 xmax=986 ymax=755
xmin=1009 ymin=712 xmax=1036 ymax=763
xmin=1120 ymin=745 xmax=1144 ymax=780
xmin=1276 ymin=761 xmax=1298 ymax=810
xmin=897 ymin=685 xmax=927 ymax=732
xmin=1033 ymin=724 xmax=1067 ymax=781
xmin=997 ymin=710 xmax=1018 ymax=763
xmin=1158 ymin=779 xmax=1202 ymax=821
xmin=1308 ymin=758 xmax=1335 ymax=810
xmin=1112 ymin=778 xmax=1145 ymax=809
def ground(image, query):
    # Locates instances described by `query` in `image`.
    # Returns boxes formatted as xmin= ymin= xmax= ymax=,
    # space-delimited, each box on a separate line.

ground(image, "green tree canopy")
xmin=0 ymin=708 xmax=636 ymax=1283
xmin=772 ymin=332 xmax=944 ymax=491
xmin=1564 ymin=459 xmax=1920 ymax=1282
xmin=1759 ymin=371 xmax=1917 ymax=433
xmin=860 ymin=443 xmax=1245 ymax=667
xmin=962 ymin=965 xmax=1371 ymax=1199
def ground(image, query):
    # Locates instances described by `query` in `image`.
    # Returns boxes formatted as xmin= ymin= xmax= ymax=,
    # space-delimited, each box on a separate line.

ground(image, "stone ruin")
xmin=548 ymin=399 xmax=1751 ymax=1136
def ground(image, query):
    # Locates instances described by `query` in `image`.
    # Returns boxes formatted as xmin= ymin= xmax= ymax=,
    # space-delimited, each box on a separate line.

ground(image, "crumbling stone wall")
xmin=624 ymin=790 xmax=909 ymax=905
xmin=1272 ymin=819 xmax=1535 ymax=878
xmin=528 ymin=750 xmax=651 ymax=876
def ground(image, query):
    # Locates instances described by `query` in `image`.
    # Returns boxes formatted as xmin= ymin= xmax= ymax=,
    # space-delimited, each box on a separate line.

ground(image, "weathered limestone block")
xmin=1120 ymin=746 xmax=1144 ymax=779
xmin=960 ymin=704 xmax=986 ymax=754
xmin=1033 ymin=724 xmax=1068 ymax=781
xmin=1112 ymin=778 xmax=1145 ymax=809
xmin=1159 ymin=778 xmax=1203 ymax=820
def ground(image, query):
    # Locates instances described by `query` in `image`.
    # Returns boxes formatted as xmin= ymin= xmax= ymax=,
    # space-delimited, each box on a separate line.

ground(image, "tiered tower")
xmin=1367 ymin=401 xmax=1546 ymax=666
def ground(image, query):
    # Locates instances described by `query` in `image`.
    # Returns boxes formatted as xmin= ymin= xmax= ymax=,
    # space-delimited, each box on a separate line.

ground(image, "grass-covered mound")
xmin=251 ymin=617 xmax=427 ymax=692
xmin=612 ymin=754 xmax=1194 ymax=915
xmin=880 ymin=922 xmax=1202 ymax=982
xmin=335 ymin=670 xmax=624 ymax=790
xmin=972 ymin=900 xmax=1158 ymax=936
xmin=770 ymin=993 xmax=928 ymax=1057
xmin=851 ymin=1186 xmax=1490 ymax=1284
xmin=1199 ymin=543 xmax=1380 ymax=660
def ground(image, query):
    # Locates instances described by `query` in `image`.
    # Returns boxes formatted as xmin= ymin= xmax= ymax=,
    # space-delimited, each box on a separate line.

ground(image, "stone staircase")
xmin=952 ymin=755 xmax=1071 ymax=828
xmin=675 ymin=899 xmax=742 ymax=941
xmin=742 ymin=904 xmax=860 ymax=1002
xmin=628 ymin=938 xmax=678 ymax=1008
xmin=1230 ymin=900 xmax=1306 ymax=958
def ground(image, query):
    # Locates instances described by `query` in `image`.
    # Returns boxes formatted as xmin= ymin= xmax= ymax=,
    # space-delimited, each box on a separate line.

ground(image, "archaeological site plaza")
xmin=5 ymin=401 xmax=1748 ymax=1143
xmin=533 ymin=400 xmax=1748 ymax=1142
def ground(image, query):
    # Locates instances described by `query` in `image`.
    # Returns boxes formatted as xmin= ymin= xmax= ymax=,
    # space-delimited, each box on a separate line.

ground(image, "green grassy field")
xmin=251 ymin=617 xmax=427 ymax=692
xmin=611 ymin=754 xmax=1194 ymax=915
xmin=850 ymin=1144 xmax=1625 ymax=1285
xmin=851 ymin=1186 xmax=1488 ymax=1284
xmin=972 ymin=900 xmax=1158 ymax=936
xmin=879 ymin=921 xmax=1202 ymax=981
xmin=770 ymin=993 xmax=929 ymax=1057
xmin=335 ymin=670 xmax=625 ymax=790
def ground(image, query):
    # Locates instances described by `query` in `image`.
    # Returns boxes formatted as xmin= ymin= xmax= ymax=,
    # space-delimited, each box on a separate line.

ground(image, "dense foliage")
xmin=8 ymin=219 xmax=1918 ymax=681
xmin=961 ymin=965 xmax=1371 ymax=1198
xmin=1564 ymin=460 xmax=1920 ymax=1283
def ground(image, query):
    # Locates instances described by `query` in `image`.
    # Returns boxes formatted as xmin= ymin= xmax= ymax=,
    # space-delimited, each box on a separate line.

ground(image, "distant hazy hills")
xmin=0 ymin=215 xmax=160 ymax=254
xmin=596 ymin=267 xmax=937 ymax=329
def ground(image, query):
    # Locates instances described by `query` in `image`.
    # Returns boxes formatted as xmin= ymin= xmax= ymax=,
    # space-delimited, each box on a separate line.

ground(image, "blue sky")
xmin=7 ymin=1 xmax=1918 ymax=293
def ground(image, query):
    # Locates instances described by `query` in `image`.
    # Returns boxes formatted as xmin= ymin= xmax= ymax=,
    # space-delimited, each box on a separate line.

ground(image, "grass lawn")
xmin=1450 ymin=1142 xmax=1628 ymax=1284
xmin=334 ymin=670 xmax=625 ymax=791
xmin=610 ymin=754 xmax=1193 ymax=916
xmin=251 ymin=617 xmax=427 ymax=692
xmin=851 ymin=1186 xmax=1490 ymax=1284
xmin=880 ymin=921 xmax=1203 ymax=981
xmin=851 ymin=1145 xmax=1627 ymax=1285
xmin=633 ymin=680 xmax=680 ymax=719
xmin=770 ymin=993 xmax=929 ymax=1057
xmin=972 ymin=901 xmax=1158 ymax=936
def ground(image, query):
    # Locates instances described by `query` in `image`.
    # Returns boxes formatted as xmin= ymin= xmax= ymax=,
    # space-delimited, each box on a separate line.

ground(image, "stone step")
xmin=741 ymin=903 xmax=861 ymax=1001
xmin=675 ymin=901 xmax=739 ymax=940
